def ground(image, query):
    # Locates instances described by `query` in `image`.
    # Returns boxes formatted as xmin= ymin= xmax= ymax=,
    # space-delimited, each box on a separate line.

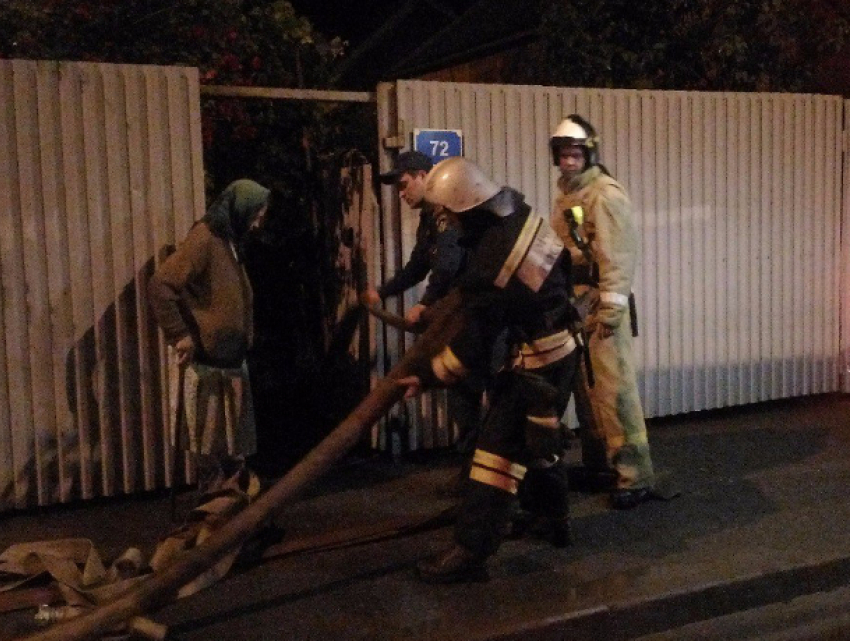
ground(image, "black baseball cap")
xmin=378 ymin=151 xmax=433 ymax=184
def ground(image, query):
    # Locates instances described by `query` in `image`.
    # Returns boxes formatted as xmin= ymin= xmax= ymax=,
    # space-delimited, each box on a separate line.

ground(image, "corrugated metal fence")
xmin=377 ymin=80 xmax=847 ymax=448
xmin=2 ymin=68 xmax=848 ymax=511
xmin=0 ymin=60 xmax=204 ymax=511
xmin=843 ymin=98 xmax=850 ymax=395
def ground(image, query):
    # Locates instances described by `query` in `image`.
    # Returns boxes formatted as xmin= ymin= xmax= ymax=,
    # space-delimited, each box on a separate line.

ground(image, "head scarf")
xmin=202 ymin=179 xmax=270 ymax=245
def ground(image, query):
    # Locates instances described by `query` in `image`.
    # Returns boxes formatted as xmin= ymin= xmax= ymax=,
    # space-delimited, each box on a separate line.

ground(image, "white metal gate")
xmin=377 ymin=80 xmax=848 ymax=448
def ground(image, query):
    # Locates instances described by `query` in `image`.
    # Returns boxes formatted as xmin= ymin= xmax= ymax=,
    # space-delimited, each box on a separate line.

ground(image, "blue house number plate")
xmin=413 ymin=129 xmax=464 ymax=165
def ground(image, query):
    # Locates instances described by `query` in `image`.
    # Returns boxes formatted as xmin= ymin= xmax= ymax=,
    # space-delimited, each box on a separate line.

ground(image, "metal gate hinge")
xmin=383 ymin=119 xmax=406 ymax=149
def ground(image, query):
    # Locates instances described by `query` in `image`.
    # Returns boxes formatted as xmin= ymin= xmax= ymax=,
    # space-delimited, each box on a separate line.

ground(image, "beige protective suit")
xmin=551 ymin=166 xmax=654 ymax=490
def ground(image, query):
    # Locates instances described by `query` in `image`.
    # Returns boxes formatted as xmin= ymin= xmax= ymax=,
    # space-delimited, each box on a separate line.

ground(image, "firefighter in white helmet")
xmin=399 ymin=156 xmax=580 ymax=582
xmin=549 ymin=114 xmax=656 ymax=509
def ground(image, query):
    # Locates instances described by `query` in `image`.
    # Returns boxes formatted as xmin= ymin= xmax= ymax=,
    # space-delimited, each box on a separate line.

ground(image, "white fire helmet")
xmin=424 ymin=157 xmax=500 ymax=213
xmin=550 ymin=115 xmax=600 ymax=167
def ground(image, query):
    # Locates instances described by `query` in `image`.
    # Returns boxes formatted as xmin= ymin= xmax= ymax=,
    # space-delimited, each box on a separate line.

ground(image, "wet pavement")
xmin=1 ymin=393 xmax=850 ymax=640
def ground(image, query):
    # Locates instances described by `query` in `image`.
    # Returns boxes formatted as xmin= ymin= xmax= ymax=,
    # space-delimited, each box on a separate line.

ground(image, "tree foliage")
xmin=0 ymin=0 xmax=371 ymax=195
xmin=538 ymin=0 xmax=850 ymax=91
xmin=1 ymin=0 xmax=343 ymax=86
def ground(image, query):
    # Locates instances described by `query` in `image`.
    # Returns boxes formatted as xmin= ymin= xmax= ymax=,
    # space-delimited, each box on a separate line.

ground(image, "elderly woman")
xmin=149 ymin=179 xmax=270 ymax=497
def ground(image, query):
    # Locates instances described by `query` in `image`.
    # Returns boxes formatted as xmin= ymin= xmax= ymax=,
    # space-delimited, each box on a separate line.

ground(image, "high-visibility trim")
xmin=515 ymin=217 xmax=564 ymax=292
xmin=569 ymin=205 xmax=584 ymax=226
xmin=431 ymin=347 xmax=468 ymax=384
xmin=512 ymin=330 xmax=576 ymax=370
xmin=527 ymin=415 xmax=560 ymax=429
xmin=600 ymin=291 xmax=629 ymax=307
xmin=494 ymin=213 xmax=542 ymax=288
xmin=470 ymin=466 xmax=519 ymax=494
xmin=472 ymin=449 xmax=527 ymax=481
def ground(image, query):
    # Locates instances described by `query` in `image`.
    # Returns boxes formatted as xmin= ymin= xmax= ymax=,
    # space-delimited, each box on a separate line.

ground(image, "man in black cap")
xmin=364 ymin=151 xmax=480 ymax=492
xmin=363 ymin=151 xmax=464 ymax=325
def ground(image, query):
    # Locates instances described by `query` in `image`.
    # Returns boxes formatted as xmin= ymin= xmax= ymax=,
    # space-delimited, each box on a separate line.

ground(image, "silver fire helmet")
xmin=424 ymin=157 xmax=500 ymax=213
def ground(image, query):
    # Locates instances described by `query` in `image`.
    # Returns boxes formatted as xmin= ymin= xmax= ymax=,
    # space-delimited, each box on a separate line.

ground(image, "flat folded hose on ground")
xmin=17 ymin=288 xmax=466 ymax=641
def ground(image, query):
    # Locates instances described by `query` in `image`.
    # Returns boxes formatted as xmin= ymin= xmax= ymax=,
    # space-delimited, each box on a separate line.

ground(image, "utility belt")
xmin=511 ymin=328 xmax=577 ymax=370
xmin=572 ymin=262 xmax=640 ymax=338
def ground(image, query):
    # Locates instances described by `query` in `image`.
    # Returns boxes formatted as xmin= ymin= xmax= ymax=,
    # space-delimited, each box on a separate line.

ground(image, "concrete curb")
xmin=472 ymin=554 xmax=850 ymax=641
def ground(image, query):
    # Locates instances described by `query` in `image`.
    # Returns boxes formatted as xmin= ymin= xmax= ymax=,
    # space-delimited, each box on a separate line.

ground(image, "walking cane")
xmin=170 ymin=363 xmax=187 ymax=523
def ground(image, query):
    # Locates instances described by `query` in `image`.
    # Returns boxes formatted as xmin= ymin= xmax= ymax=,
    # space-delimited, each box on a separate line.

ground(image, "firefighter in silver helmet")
xmin=399 ymin=156 xmax=580 ymax=583
xmin=549 ymin=114 xmax=656 ymax=509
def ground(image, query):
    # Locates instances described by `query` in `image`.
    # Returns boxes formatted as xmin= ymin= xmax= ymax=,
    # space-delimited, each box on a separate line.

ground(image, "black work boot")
xmin=567 ymin=465 xmax=617 ymax=493
xmin=610 ymin=487 xmax=652 ymax=510
xmin=515 ymin=514 xmax=572 ymax=548
xmin=416 ymin=545 xmax=489 ymax=584
xmin=507 ymin=507 xmax=535 ymax=540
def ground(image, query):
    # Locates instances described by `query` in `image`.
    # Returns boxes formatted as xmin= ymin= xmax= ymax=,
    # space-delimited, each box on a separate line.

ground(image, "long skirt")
xmin=172 ymin=361 xmax=257 ymax=458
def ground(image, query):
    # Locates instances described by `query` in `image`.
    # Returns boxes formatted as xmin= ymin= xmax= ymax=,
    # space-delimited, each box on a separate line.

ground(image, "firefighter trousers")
xmin=573 ymin=320 xmax=655 ymax=490
xmin=454 ymin=353 xmax=577 ymax=558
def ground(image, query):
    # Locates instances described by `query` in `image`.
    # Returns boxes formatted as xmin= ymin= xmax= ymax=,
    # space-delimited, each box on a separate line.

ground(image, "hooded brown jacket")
xmin=148 ymin=221 xmax=253 ymax=367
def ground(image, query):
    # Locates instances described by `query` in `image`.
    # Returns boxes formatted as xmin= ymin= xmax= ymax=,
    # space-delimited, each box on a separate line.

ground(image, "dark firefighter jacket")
xmin=378 ymin=203 xmax=464 ymax=307
xmin=425 ymin=188 xmax=576 ymax=383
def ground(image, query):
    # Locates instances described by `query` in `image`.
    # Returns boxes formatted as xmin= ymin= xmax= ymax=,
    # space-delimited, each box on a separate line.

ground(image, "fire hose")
xmin=17 ymin=288 xmax=466 ymax=641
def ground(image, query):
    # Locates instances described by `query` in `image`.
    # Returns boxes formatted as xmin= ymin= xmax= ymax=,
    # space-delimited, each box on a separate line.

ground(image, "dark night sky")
xmin=287 ymin=0 xmax=478 ymax=47
xmin=288 ymin=0 xmax=398 ymax=43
